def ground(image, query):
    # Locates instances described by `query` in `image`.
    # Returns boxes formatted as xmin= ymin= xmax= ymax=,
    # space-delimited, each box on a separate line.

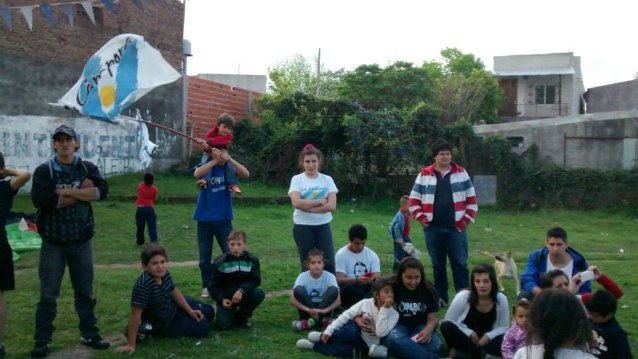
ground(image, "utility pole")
xmin=316 ymin=48 xmax=321 ymax=96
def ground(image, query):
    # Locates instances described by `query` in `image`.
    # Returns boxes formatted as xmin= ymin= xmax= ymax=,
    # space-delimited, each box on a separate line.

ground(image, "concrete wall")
xmin=0 ymin=0 xmax=186 ymax=175
xmin=196 ymin=74 xmax=267 ymax=94
xmin=474 ymin=110 xmax=638 ymax=169
xmin=494 ymin=52 xmax=576 ymax=71
xmin=1 ymin=115 xmax=149 ymax=193
xmin=585 ymin=80 xmax=638 ymax=113
xmin=515 ymin=75 xmax=576 ymax=117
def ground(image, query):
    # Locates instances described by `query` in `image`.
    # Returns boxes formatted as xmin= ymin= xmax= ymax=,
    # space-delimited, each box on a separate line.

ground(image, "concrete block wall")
xmin=187 ymin=76 xmax=262 ymax=143
xmin=0 ymin=0 xmax=186 ymax=174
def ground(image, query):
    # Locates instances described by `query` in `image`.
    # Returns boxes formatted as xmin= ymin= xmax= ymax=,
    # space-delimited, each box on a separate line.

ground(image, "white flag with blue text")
xmin=57 ymin=33 xmax=180 ymax=122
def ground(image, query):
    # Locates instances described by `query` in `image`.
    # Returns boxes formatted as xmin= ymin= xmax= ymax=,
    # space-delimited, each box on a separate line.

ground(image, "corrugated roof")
xmin=494 ymin=67 xmax=575 ymax=76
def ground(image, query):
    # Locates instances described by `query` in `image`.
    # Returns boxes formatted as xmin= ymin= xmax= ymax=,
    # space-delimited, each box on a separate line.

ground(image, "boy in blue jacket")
xmin=519 ymin=226 xmax=590 ymax=300
xmin=389 ymin=195 xmax=412 ymax=273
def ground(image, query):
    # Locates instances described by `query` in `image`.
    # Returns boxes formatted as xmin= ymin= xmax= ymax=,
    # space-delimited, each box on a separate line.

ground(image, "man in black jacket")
xmin=30 ymin=125 xmax=109 ymax=357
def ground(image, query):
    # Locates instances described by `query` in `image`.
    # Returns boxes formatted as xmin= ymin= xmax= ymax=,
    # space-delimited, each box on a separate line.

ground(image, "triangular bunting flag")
xmin=80 ymin=1 xmax=95 ymax=25
xmin=62 ymin=3 xmax=74 ymax=27
xmin=100 ymin=0 xmax=117 ymax=16
xmin=20 ymin=6 xmax=33 ymax=31
xmin=39 ymin=2 xmax=55 ymax=26
xmin=131 ymin=0 xmax=144 ymax=10
xmin=0 ymin=7 xmax=12 ymax=31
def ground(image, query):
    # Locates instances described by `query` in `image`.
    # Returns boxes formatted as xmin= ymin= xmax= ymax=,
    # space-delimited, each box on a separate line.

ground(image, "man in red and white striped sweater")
xmin=408 ymin=139 xmax=478 ymax=306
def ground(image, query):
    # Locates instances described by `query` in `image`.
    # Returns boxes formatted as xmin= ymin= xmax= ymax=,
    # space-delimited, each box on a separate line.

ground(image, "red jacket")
xmin=204 ymin=127 xmax=233 ymax=149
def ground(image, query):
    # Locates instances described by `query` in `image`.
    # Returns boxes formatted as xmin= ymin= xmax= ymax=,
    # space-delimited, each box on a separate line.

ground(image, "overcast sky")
xmin=183 ymin=0 xmax=637 ymax=89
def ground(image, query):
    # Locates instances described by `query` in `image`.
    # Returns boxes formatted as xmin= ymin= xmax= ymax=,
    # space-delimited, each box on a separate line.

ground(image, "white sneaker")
xmin=308 ymin=331 xmax=322 ymax=343
xmin=369 ymin=344 xmax=387 ymax=358
xmin=296 ymin=339 xmax=314 ymax=350
xmin=201 ymin=288 xmax=210 ymax=298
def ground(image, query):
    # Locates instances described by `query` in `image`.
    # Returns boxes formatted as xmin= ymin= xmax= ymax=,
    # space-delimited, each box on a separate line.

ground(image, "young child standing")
xmin=115 ymin=245 xmax=214 ymax=354
xmin=585 ymin=290 xmax=633 ymax=359
xmin=208 ymin=229 xmax=265 ymax=330
xmin=389 ymin=195 xmax=412 ymax=273
xmin=296 ymin=277 xmax=399 ymax=358
xmin=0 ymin=152 xmax=31 ymax=359
xmin=501 ymin=299 xmax=530 ymax=359
xmin=290 ymin=249 xmax=341 ymax=331
xmin=196 ymin=113 xmax=241 ymax=194
xmin=134 ymin=172 xmax=158 ymax=245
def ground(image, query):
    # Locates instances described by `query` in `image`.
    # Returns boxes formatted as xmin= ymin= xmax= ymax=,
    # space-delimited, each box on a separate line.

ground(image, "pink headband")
xmin=302 ymin=144 xmax=315 ymax=151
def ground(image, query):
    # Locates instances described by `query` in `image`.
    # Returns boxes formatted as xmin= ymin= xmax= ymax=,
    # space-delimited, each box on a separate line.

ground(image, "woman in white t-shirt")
xmin=288 ymin=145 xmax=338 ymax=274
xmin=514 ymin=289 xmax=595 ymax=359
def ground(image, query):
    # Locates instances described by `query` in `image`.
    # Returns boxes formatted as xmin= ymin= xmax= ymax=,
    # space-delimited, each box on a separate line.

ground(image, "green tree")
xmin=267 ymin=54 xmax=314 ymax=96
xmin=338 ymin=61 xmax=436 ymax=110
xmin=435 ymin=48 xmax=502 ymax=124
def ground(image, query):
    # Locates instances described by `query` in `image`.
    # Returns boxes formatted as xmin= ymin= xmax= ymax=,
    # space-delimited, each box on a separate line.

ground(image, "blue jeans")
xmin=424 ymin=225 xmax=469 ymax=303
xmin=393 ymin=238 xmax=411 ymax=273
xmin=292 ymin=223 xmax=335 ymax=274
xmin=34 ymin=240 xmax=100 ymax=343
xmin=161 ymin=296 xmax=214 ymax=338
xmin=313 ymin=320 xmax=366 ymax=357
xmin=385 ymin=323 xmax=442 ymax=359
xmin=135 ymin=207 xmax=157 ymax=244
xmin=293 ymin=286 xmax=339 ymax=320
xmin=197 ymin=220 xmax=231 ymax=288
xmin=215 ymin=288 xmax=265 ymax=330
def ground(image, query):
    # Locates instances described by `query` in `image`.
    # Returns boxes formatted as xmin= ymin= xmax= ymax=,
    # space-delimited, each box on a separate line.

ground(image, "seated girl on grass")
xmin=385 ymin=257 xmax=443 ymax=359
xmin=290 ymin=249 xmax=341 ymax=331
xmin=116 ymin=245 xmax=214 ymax=354
xmin=295 ymin=277 xmax=399 ymax=358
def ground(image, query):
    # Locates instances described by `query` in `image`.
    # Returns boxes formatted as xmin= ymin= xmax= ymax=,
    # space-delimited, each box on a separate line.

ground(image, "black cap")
xmin=52 ymin=125 xmax=77 ymax=140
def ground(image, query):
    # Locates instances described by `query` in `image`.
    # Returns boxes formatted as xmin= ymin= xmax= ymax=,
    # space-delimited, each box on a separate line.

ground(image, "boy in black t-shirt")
xmin=116 ymin=245 xmax=214 ymax=354
xmin=0 ymin=152 xmax=31 ymax=359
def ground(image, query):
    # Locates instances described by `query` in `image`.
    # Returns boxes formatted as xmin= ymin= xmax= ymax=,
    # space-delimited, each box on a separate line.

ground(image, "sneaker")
xmin=201 ymin=288 xmax=210 ymax=298
xmin=296 ymin=339 xmax=315 ymax=350
xmin=197 ymin=179 xmax=208 ymax=190
xmin=307 ymin=331 xmax=322 ymax=343
xmin=238 ymin=320 xmax=252 ymax=330
xmin=30 ymin=342 xmax=51 ymax=358
xmin=80 ymin=336 xmax=110 ymax=350
xmin=369 ymin=344 xmax=388 ymax=358
xmin=321 ymin=317 xmax=333 ymax=328
xmin=229 ymin=185 xmax=242 ymax=194
xmin=292 ymin=318 xmax=315 ymax=331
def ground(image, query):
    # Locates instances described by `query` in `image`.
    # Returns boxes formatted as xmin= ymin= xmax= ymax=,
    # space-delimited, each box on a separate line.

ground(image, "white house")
xmin=493 ymin=52 xmax=585 ymax=120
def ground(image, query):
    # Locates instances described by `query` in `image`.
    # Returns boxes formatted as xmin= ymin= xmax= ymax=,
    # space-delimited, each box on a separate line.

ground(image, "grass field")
xmin=4 ymin=173 xmax=637 ymax=358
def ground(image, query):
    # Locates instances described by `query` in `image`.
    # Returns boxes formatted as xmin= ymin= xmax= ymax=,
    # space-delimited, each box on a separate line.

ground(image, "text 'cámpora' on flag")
xmin=55 ymin=33 xmax=181 ymax=123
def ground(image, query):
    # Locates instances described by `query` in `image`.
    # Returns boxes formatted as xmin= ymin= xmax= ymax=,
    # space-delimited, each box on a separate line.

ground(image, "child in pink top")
xmin=135 ymin=172 xmax=158 ymax=245
xmin=502 ymin=299 xmax=530 ymax=359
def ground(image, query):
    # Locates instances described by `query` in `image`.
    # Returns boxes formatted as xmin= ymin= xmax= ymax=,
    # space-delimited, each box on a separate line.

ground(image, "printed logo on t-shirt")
xmin=398 ymin=301 xmax=424 ymax=316
xmin=353 ymin=261 xmax=368 ymax=276
xmin=207 ymin=176 xmax=227 ymax=192
xmin=301 ymin=186 xmax=327 ymax=199
xmin=310 ymin=289 xmax=321 ymax=303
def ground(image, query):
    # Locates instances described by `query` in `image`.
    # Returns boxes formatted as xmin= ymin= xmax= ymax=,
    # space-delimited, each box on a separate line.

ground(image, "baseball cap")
xmin=52 ymin=125 xmax=77 ymax=140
